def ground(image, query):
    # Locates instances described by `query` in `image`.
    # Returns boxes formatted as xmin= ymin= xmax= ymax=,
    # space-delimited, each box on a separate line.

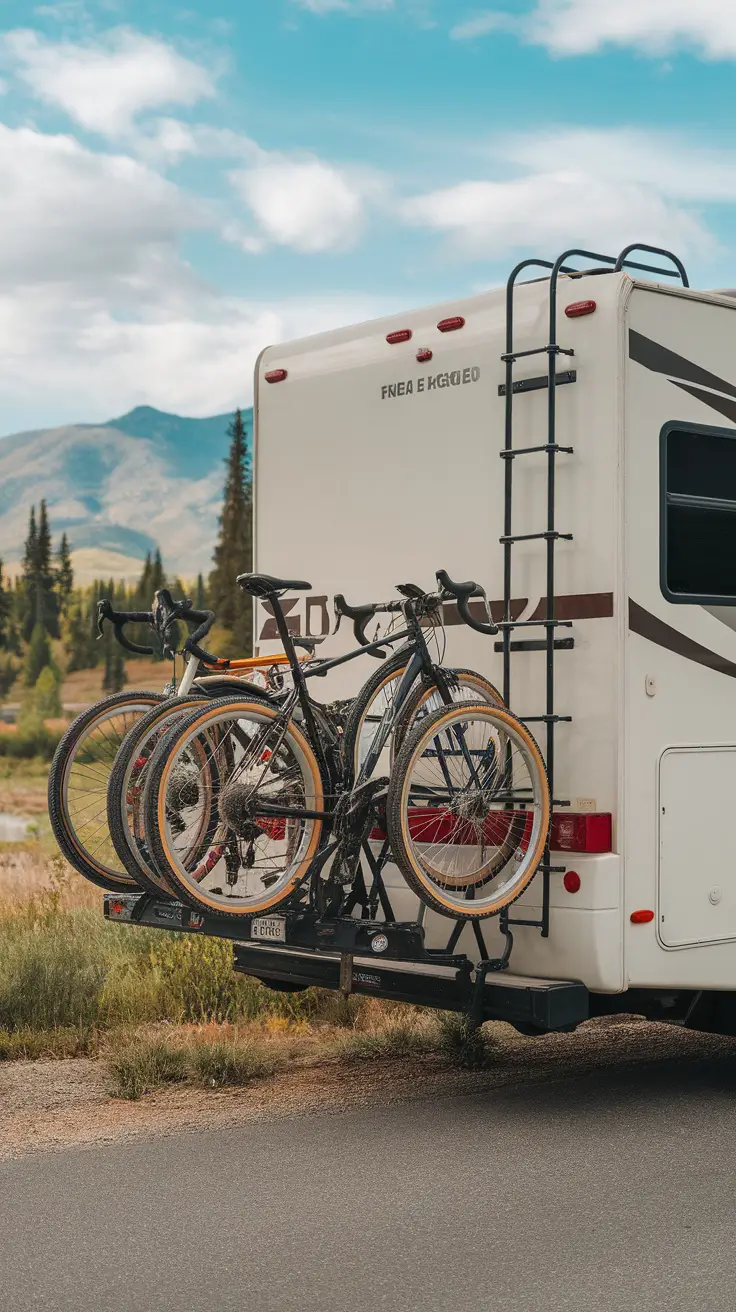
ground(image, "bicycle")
xmin=48 ymin=589 xmax=287 ymax=893
xmin=141 ymin=570 xmax=550 ymax=921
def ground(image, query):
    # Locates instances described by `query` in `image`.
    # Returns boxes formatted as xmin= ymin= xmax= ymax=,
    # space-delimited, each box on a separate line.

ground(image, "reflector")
xmin=264 ymin=369 xmax=288 ymax=383
xmin=386 ymin=329 xmax=412 ymax=344
xmin=565 ymin=300 xmax=597 ymax=318
xmin=437 ymin=316 xmax=465 ymax=333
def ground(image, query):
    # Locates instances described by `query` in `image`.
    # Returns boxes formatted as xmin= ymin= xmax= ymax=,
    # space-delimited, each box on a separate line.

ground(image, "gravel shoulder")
xmin=2 ymin=1016 xmax=735 ymax=1161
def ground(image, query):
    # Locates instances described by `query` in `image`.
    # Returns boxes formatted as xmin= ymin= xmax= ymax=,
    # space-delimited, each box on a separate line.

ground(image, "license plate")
xmin=251 ymin=916 xmax=286 ymax=943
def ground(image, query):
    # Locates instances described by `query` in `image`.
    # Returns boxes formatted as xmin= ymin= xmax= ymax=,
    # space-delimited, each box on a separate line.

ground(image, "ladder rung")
xmin=500 ymin=444 xmax=574 ymax=459
xmin=500 ymin=346 xmax=575 ymax=362
xmin=539 ymin=865 xmax=566 ymax=874
xmin=498 ymin=369 xmax=577 ymax=397
xmin=494 ymin=638 xmax=575 ymax=653
xmin=505 ymin=917 xmax=544 ymax=929
xmin=496 ymin=619 xmax=573 ymax=629
xmin=520 ymin=715 xmax=573 ymax=724
xmin=499 ymin=531 xmax=573 ymax=544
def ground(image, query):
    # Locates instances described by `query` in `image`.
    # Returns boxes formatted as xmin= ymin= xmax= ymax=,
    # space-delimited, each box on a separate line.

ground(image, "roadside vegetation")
xmin=0 ymin=852 xmax=500 ymax=1100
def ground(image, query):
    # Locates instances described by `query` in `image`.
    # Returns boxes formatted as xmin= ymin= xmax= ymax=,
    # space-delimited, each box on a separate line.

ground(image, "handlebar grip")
xmin=334 ymin=594 xmax=386 ymax=659
xmin=114 ymin=623 xmax=154 ymax=656
xmin=436 ymin=569 xmax=498 ymax=635
xmin=183 ymin=641 xmax=220 ymax=665
xmin=456 ymin=594 xmax=498 ymax=636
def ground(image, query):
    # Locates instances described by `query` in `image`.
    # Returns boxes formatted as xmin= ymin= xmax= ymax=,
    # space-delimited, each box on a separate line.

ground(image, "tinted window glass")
xmin=663 ymin=426 xmax=736 ymax=602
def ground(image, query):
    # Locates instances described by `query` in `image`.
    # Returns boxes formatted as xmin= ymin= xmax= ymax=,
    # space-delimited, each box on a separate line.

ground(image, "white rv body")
xmin=254 ymin=268 xmax=736 ymax=998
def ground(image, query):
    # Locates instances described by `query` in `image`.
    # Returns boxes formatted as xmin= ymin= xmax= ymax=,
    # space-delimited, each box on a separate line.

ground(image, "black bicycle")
xmin=141 ymin=571 xmax=551 ymax=922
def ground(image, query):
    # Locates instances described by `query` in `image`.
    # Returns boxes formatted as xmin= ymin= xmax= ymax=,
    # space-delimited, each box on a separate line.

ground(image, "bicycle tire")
xmin=48 ymin=690 xmax=166 ymax=892
xmin=107 ymin=689 xmax=274 ymax=896
xmin=386 ymin=700 xmax=550 ymax=921
xmin=389 ymin=667 xmax=503 ymax=761
xmin=142 ymin=697 xmax=326 ymax=919
xmin=106 ymin=694 xmax=211 ymax=896
xmin=341 ymin=648 xmax=415 ymax=781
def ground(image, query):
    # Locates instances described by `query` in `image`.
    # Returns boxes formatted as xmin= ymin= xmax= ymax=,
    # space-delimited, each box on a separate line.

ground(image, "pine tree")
xmin=55 ymin=533 xmax=74 ymax=612
xmin=0 ymin=560 xmax=12 ymax=651
xmin=195 ymin=573 xmax=206 ymax=609
xmin=209 ymin=409 xmax=252 ymax=654
xmin=25 ymin=623 xmax=52 ymax=686
xmin=21 ymin=502 xmax=60 ymax=641
xmin=151 ymin=549 xmax=166 ymax=595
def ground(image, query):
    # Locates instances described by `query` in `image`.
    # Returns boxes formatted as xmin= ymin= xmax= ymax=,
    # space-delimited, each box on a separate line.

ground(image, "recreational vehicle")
xmin=106 ymin=243 xmax=736 ymax=1036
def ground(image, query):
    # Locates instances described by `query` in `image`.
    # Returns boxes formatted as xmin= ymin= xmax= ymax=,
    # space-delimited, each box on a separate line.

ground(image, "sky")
xmin=3 ymin=0 xmax=736 ymax=433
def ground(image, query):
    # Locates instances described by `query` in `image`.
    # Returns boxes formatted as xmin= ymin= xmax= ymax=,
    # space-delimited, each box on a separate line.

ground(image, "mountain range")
xmin=0 ymin=406 xmax=252 ymax=584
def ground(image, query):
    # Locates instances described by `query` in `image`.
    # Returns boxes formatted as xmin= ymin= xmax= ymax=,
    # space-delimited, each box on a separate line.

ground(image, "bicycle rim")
xmin=49 ymin=692 xmax=164 ymax=890
xmin=146 ymin=699 xmax=324 ymax=917
xmin=387 ymin=701 xmax=550 ymax=919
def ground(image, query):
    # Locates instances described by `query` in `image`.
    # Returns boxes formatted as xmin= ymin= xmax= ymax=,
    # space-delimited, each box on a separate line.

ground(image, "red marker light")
xmin=416 ymin=348 xmax=433 ymax=362
xmin=265 ymin=368 xmax=287 ymax=384
xmin=563 ymin=871 xmax=581 ymax=894
xmin=437 ymin=316 xmax=465 ymax=333
xmin=630 ymin=909 xmax=655 ymax=924
xmin=565 ymin=300 xmax=597 ymax=318
xmin=109 ymin=901 xmax=124 ymax=916
xmin=386 ymin=329 xmax=412 ymax=344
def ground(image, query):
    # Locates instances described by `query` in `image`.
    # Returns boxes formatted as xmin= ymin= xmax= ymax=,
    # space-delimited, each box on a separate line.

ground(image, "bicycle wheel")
xmin=108 ymin=690 xmax=273 ymax=896
xmin=387 ymin=701 xmax=550 ymax=920
xmin=48 ymin=690 xmax=166 ymax=892
xmin=343 ymin=654 xmax=504 ymax=781
xmin=389 ymin=667 xmax=503 ymax=762
xmin=143 ymin=698 xmax=325 ymax=919
xmin=107 ymin=694 xmax=214 ymax=896
xmin=341 ymin=649 xmax=410 ymax=781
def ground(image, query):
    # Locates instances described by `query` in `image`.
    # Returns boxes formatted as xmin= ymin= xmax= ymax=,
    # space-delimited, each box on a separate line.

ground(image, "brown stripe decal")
xmin=443 ymin=592 xmax=613 ymax=627
xmin=529 ymin=592 xmax=614 ymax=621
xmin=629 ymin=599 xmax=736 ymax=679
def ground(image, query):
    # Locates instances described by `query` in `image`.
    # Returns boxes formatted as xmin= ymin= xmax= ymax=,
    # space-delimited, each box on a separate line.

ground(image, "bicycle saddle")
xmin=236 ymin=573 xmax=312 ymax=598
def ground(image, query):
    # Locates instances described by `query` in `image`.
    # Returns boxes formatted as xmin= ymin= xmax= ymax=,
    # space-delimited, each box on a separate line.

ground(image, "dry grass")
xmin=60 ymin=660 xmax=172 ymax=706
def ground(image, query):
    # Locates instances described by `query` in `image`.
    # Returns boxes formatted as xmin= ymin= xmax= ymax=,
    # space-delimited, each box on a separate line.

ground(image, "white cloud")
xmin=294 ymin=0 xmax=394 ymax=12
xmin=450 ymin=12 xmax=513 ymax=40
xmin=2 ymin=27 xmax=215 ymax=135
xmin=452 ymin=1 xmax=736 ymax=58
xmin=401 ymin=127 xmax=734 ymax=261
xmin=0 ymin=122 xmax=206 ymax=293
xmin=229 ymin=154 xmax=373 ymax=253
xmin=0 ymin=122 xmax=387 ymax=429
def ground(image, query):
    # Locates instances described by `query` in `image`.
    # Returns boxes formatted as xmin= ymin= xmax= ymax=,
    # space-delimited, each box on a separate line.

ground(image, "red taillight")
xmin=416 ymin=348 xmax=433 ymax=362
xmin=264 ymin=368 xmax=287 ymax=384
xmin=563 ymin=871 xmax=581 ymax=894
xmin=437 ymin=316 xmax=465 ymax=333
xmin=565 ymin=300 xmax=596 ymax=318
xmin=631 ymin=909 xmax=655 ymax=924
xmin=551 ymin=812 xmax=611 ymax=853
xmin=109 ymin=900 xmax=124 ymax=916
xmin=386 ymin=329 xmax=412 ymax=344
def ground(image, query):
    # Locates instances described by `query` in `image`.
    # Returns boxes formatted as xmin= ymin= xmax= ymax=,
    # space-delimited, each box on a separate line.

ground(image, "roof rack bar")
xmin=614 ymin=243 xmax=689 ymax=287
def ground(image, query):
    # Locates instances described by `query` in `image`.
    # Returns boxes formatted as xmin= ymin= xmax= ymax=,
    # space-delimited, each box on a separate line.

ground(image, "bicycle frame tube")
xmin=355 ymin=648 xmax=426 ymax=786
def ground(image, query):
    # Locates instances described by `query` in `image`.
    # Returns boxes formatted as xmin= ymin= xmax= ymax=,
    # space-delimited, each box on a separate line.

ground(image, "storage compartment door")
xmin=659 ymin=746 xmax=736 ymax=947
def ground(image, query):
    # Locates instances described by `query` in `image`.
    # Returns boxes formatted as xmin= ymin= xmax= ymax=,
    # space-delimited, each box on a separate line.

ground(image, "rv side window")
xmin=661 ymin=422 xmax=736 ymax=604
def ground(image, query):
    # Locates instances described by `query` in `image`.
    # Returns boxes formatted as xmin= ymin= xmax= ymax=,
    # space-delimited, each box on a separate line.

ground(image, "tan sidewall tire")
xmin=387 ymin=701 xmax=550 ymax=920
xmin=153 ymin=699 xmax=325 ymax=918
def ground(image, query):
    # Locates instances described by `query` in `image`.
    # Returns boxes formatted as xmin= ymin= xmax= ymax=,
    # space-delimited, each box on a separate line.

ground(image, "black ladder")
xmin=497 ymin=243 xmax=689 ymax=938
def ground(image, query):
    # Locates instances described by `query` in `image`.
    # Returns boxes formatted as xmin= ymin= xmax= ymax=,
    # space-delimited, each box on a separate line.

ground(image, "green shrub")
xmin=436 ymin=1013 xmax=497 ymax=1070
xmin=336 ymin=1020 xmax=435 ymax=1063
xmin=188 ymin=1039 xmax=283 ymax=1088
xmin=33 ymin=665 xmax=62 ymax=718
xmin=108 ymin=1037 xmax=189 ymax=1100
xmin=0 ymin=1026 xmax=98 ymax=1060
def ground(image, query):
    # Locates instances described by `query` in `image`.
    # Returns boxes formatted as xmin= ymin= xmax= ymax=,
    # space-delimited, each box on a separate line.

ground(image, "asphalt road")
xmin=2 ymin=1054 xmax=736 ymax=1312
